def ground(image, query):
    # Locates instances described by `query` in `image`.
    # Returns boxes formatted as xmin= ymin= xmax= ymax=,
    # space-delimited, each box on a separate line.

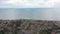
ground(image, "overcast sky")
xmin=0 ymin=0 xmax=60 ymax=8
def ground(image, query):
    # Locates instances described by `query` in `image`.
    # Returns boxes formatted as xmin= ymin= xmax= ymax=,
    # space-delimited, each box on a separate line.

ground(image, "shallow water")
xmin=0 ymin=8 xmax=60 ymax=20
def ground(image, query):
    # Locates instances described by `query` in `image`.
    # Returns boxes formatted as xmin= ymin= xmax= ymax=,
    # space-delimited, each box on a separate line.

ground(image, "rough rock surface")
xmin=0 ymin=19 xmax=59 ymax=34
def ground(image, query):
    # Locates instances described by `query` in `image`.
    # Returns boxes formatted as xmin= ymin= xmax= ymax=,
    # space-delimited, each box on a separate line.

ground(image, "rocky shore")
xmin=0 ymin=19 xmax=59 ymax=34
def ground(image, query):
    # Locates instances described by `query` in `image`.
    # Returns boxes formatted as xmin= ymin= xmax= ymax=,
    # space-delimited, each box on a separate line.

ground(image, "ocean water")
xmin=0 ymin=8 xmax=60 ymax=20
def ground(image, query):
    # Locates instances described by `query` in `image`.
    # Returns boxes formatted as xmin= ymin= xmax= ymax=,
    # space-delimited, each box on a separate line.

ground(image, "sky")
xmin=0 ymin=0 xmax=60 ymax=20
xmin=0 ymin=0 xmax=60 ymax=8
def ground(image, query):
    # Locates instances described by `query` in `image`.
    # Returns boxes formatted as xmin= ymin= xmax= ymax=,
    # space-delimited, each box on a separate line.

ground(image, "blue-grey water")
xmin=0 ymin=8 xmax=60 ymax=20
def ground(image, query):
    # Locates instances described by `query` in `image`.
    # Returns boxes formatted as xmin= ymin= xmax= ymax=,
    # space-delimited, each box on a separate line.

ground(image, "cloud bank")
xmin=0 ymin=0 xmax=60 ymax=8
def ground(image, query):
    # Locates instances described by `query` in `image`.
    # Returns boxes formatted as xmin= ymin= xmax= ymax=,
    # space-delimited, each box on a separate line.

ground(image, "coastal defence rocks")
xmin=0 ymin=19 xmax=59 ymax=34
